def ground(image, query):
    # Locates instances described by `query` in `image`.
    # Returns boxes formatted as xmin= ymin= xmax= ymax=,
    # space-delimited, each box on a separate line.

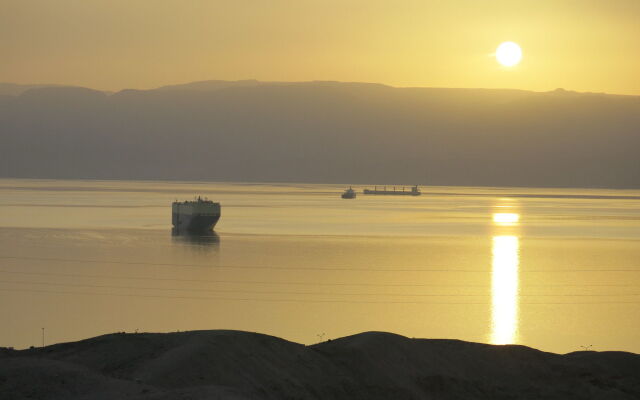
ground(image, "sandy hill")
xmin=1 ymin=330 xmax=639 ymax=399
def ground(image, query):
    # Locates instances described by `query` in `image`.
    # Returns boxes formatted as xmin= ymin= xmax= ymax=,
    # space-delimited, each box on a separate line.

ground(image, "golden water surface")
xmin=0 ymin=179 xmax=639 ymax=353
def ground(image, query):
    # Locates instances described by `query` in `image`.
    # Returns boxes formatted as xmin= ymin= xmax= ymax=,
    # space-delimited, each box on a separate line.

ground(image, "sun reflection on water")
xmin=491 ymin=235 xmax=520 ymax=344
xmin=490 ymin=209 xmax=520 ymax=345
xmin=493 ymin=213 xmax=520 ymax=226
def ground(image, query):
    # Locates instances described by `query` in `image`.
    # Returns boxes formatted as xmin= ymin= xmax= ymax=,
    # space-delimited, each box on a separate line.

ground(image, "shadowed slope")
xmin=2 ymin=330 xmax=640 ymax=399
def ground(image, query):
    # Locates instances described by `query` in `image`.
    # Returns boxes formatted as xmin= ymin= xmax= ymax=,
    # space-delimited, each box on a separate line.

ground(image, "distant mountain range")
xmin=1 ymin=80 xmax=638 ymax=188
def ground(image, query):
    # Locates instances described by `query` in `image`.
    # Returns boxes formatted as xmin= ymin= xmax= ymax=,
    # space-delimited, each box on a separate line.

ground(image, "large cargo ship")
xmin=172 ymin=197 xmax=221 ymax=233
xmin=363 ymin=185 xmax=421 ymax=196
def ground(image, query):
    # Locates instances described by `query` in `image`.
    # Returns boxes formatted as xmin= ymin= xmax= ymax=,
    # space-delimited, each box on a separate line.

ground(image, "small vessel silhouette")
xmin=341 ymin=187 xmax=356 ymax=199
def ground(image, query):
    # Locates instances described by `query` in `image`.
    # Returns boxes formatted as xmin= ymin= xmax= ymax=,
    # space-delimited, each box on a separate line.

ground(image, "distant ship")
xmin=363 ymin=185 xmax=421 ymax=196
xmin=172 ymin=197 xmax=221 ymax=232
xmin=341 ymin=187 xmax=356 ymax=199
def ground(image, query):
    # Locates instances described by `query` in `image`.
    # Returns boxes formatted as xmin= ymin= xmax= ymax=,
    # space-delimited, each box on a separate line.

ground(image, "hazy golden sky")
xmin=2 ymin=0 xmax=639 ymax=94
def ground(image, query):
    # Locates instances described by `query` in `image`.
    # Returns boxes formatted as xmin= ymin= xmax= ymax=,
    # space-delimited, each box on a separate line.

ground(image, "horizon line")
xmin=1 ymin=79 xmax=637 ymax=98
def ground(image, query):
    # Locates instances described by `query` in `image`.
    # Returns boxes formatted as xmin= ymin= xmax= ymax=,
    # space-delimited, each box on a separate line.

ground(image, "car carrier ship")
xmin=363 ymin=185 xmax=421 ymax=196
xmin=172 ymin=197 xmax=221 ymax=232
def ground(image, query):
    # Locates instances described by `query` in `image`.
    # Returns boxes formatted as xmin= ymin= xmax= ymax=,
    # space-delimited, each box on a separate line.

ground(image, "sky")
xmin=1 ymin=0 xmax=639 ymax=94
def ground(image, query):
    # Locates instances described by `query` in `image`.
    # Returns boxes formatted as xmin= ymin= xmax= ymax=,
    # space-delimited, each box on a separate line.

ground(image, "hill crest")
xmin=2 ymin=329 xmax=639 ymax=399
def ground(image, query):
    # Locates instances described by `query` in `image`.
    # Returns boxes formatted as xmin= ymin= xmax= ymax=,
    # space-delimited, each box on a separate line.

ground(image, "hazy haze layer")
xmin=1 ymin=0 xmax=639 ymax=94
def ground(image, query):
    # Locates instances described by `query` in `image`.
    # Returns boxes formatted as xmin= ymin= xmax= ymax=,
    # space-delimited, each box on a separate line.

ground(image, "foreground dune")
xmin=1 ymin=330 xmax=639 ymax=399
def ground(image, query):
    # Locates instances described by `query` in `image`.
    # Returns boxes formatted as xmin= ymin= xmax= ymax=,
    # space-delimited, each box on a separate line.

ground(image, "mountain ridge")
xmin=1 ymin=80 xmax=638 ymax=188
xmin=3 ymin=79 xmax=638 ymax=98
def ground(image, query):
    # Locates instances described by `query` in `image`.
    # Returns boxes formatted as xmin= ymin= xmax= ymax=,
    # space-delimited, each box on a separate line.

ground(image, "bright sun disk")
xmin=496 ymin=42 xmax=522 ymax=67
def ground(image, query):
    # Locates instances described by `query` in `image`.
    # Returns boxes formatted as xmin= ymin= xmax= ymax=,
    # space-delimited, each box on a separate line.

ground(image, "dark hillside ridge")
xmin=1 ymin=81 xmax=639 ymax=188
xmin=0 ymin=83 xmax=66 ymax=96
xmin=1 ymin=330 xmax=639 ymax=399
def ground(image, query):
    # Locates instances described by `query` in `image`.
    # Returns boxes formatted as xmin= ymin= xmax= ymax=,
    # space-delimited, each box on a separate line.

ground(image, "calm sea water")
xmin=1 ymin=178 xmax=639 ymax=353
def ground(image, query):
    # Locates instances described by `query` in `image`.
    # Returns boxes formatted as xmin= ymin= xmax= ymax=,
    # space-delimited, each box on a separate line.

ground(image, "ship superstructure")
xmin=363 ymin=185 xmax=421 ymax=196
xmin=172 ymin=197 xmax=221 ymax=232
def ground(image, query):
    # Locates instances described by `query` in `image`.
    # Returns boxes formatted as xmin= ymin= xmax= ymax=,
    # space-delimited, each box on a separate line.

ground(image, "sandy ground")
xmin=1 ymin=330 xmax=639 ymax=399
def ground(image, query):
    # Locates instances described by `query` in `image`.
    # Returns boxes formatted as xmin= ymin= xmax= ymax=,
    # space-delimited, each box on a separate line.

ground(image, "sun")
xmin=496 ymin=42 xmax=522 ymax=67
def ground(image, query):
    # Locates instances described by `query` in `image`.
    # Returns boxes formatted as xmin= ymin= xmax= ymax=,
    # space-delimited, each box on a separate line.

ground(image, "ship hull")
xmin=172 ymin=213 xmax=220 ymax=233
xmin=363 ymin=190 xmax=420 ymax=196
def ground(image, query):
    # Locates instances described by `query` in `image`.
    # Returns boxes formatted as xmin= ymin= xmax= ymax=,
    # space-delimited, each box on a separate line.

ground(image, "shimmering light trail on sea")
xmin=490 ymin=235 xmax=520 ymax=344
